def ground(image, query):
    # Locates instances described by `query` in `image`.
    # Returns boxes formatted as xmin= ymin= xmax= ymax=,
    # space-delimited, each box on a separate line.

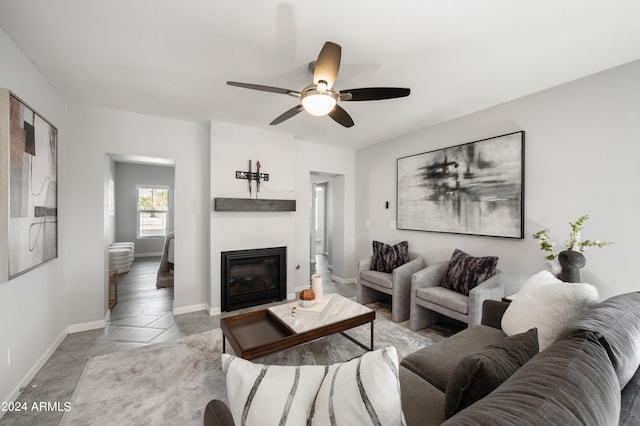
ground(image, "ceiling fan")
xmin=227 ymin=41 xmax=410 ymax=128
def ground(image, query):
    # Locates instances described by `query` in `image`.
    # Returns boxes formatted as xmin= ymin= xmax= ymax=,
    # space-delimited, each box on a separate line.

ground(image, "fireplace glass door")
xmin=221 ymin=247 xmax=286 ymax=311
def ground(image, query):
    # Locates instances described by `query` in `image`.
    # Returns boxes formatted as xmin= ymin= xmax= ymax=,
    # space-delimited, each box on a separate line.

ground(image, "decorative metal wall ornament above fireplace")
xmin=221 ymin=246 xmax=287 ymax=311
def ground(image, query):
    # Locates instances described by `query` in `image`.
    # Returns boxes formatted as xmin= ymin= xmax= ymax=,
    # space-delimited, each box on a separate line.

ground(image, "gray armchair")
xmin=409 ymin=261 xmax=503 ymax=330
xmin=358 ymin=252 xmax=425 ymax=322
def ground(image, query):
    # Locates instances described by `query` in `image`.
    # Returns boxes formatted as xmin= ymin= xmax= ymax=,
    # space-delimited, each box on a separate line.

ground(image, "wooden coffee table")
xmin=220 ymin=294 xmax=375 ymax=360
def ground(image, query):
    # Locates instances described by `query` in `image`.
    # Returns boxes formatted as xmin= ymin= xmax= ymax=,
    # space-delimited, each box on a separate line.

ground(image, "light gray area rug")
xmin=61 ymin=318 xmax=443 ymax=426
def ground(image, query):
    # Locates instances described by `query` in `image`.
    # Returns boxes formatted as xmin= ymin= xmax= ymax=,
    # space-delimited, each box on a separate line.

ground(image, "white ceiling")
xmin=1 ymin=1 xmax=640 ymax=150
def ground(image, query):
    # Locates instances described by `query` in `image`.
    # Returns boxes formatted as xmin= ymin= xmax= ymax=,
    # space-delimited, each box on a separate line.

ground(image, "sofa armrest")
xmin=411 ymin=261 xmax=448 ymax=292
xmin=388 ymin=256 xmax=426 ymax=322
xmin=393 ymin=257 xmax=426 ymax=286
xmin=204 ymin=400 xmax=235 ymax=426
xmin=358 ymin=255 xmax=373 ymax=274
xmin=468 ymin=271 xmax=504 ymax=326
xmin=481 ymin=300 xmax=510 ymax=329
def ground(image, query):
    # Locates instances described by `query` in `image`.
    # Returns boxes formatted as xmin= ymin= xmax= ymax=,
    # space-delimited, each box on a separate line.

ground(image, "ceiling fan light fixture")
xmin=301 ymin=86 xmax=338 ymax=116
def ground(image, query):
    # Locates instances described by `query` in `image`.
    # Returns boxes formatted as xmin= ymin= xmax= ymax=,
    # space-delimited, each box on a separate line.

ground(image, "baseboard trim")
xmin=2 ymin=327 xmax=67 ymax=410
xmin=331 ymin=275 xmax=356 ymax=285
xmin=208 ymin=307 xmax=221 ymax=316
xmin=134 ymin=252 xmax=162 ymax=258
xmin=173 ymin=303 xmax=209 ymax=316
xmin=67 ymin=318 xmax=107 ymax=334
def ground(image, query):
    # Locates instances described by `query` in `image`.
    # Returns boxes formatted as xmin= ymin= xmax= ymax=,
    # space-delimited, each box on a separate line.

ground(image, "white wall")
xmin=104 ymin=156 xmax=116 ymax=246
xmin=356 ymin=59 xmax=640 ymax=300
xmin=209 ymin=122 xmax=356 ymax=312
xmin=0 ymin=27 xmax=68 ymax=409
xmin=114 ymin=162 xmax=175 ymax=255
xmin=103 ymin=155 xmax=116 ymax=311
xmin=210 ymin=121 xmax=297 ymax=312
xmin=65 ymin=105 xmax=210 ymax=325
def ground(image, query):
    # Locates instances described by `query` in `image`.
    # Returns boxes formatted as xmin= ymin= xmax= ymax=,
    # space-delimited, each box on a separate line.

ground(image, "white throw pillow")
xmin=222 ymin=353 xmax=327 ymax=426
xmin=501 ymin=271 xmax=599 ymax=350
xmin=312 ymin=346 xmax=404 ymax=426
xmin=222 ymin=347 xmax=404 ymax=426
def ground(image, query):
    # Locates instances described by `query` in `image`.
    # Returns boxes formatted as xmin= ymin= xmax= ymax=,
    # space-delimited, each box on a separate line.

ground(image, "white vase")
xmin=311 ymin=274 xmax=323 ymax=303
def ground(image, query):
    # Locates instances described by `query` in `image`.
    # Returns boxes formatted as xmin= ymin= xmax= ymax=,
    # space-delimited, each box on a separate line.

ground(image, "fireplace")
xmin=221 ymin=246 xmax=287 ymax=311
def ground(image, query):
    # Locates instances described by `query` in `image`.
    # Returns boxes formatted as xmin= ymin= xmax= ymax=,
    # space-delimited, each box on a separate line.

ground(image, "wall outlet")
xmin=390 ymin=220 xmax=396 ymax=229
xmin=364 ymin=219 xmax=370 ymax=228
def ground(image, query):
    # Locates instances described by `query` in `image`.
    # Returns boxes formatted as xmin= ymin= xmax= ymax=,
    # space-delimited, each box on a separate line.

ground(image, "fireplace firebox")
xmin=221 ymin=247 xmax=287 ymax=311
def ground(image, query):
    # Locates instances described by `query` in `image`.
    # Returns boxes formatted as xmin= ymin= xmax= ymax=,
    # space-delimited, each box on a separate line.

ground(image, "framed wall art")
xmin=397 ymin=131 xmax=524 ymax=239
xmin=1 ymin=89 xmax=58 ymax=281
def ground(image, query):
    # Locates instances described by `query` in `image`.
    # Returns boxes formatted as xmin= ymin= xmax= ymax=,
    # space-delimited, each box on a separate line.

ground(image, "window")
xmin=137 ymin=186 xmax=169 ymax=238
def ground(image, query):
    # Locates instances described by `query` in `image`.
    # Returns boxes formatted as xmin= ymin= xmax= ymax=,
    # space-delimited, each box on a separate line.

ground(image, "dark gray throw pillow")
xmin=370 ymin=240 xmax=409 ymax=273
xmin=441 ymin=249 xmax=498 ymax=295
xmin=444 ymin=328 xmax=539 ymax=418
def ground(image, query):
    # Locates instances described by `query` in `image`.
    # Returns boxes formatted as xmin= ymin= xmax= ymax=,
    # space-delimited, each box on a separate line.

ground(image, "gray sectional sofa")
xmin=400 ymin=292 xmax=640 ymax=425
xmin=205 ymin=292 xmax=640 ymax=425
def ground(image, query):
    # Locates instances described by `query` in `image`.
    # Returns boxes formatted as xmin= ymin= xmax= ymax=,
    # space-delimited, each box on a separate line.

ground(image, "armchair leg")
xmin=409 ymin=303 xmax=437 ymax=331
xmin=357 ymin=283 xmax=381 ymax=306
xmin=391 ymin=294 xmax=409 ymax=323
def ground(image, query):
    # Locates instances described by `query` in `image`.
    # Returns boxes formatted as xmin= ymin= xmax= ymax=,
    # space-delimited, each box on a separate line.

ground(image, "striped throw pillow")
xmin=222 ymin=354 xmax=326 ymax=426
xmin=221 ymin=347 xmax=404 ymax=426
xmin=311 ymin=346 xmax=405 ymax=426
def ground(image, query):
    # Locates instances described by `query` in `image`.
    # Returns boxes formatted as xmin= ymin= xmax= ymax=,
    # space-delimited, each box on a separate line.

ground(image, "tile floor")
xmin=0 ymin=255 xmax=434 ymax=425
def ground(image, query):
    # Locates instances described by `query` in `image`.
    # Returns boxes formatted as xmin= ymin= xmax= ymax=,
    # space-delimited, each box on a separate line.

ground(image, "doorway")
xmin=314 ymin=182 xmax=328 ymax=257
xmin=309 ymin=172 xmax=345 ymax=267
xmin=104 ymin=154 xmax=175 ymax=323
xmin=310 ymin=172 xmax=353 ymax=297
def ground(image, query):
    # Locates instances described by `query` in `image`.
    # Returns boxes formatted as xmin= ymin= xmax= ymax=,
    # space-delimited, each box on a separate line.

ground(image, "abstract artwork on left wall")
xmin=0 ymin=89 xmax=58 ymax=281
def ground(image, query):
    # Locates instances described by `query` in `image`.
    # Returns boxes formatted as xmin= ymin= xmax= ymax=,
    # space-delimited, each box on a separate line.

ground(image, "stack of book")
xmin=291 ymin=294 xmax=334 ymax=320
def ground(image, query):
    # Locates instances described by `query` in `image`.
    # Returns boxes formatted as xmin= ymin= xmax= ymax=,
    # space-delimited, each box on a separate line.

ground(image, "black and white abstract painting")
xmin=1 ymin=91 xmax=58 ymax=280
xmin=397 ymin=132 xmax=524 ymax=238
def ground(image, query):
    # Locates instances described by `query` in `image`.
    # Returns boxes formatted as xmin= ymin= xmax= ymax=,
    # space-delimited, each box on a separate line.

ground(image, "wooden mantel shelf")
xmin=213 ymin=198 xmax=296 ymax=212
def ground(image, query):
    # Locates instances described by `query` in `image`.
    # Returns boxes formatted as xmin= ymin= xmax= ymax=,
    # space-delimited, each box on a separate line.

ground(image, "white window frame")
xmin=136 ymin=185 xmax=169 ymax=239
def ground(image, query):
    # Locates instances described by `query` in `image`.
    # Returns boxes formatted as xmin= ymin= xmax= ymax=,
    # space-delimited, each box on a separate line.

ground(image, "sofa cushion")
xmin=416 ymin=286 xmax=469 ymax=315
xmin=556 ymin=291 xmax=640 ymax=389
xmin=360 ymin=269 xmax=393 ymax=289
xmin=371 ymin=240 xmax=408 ymax=273
xmin=400 ymin=367 xmax=446 ymax=426
xmin=444 ymin=328 xmax=539 ymax=418
xmin=621 ymin=366 xmax=640 ymax=425
xmin=401 ymin=325 xmax=506 ymax=392
xmin=441 ymin=331 xmax=621 ymax=426
xmin=441 ymin=249 xmax=498 ymax=296
xmin=501 ymin=270 xmax=599 ymax=350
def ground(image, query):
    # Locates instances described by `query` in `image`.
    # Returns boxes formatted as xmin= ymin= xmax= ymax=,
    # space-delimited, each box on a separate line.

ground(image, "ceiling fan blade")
xmin=328 ymin=105 xmax=354 ymax=128
xmin=270 ymin=105 xmax=304 ymax=125
xmin=227 ymin=81 xmax=300 ymax=97
xmin=313 ymin=42 xmax=341 ymax=89
xmin=340 ymin=87 xmax=410 ymax=101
